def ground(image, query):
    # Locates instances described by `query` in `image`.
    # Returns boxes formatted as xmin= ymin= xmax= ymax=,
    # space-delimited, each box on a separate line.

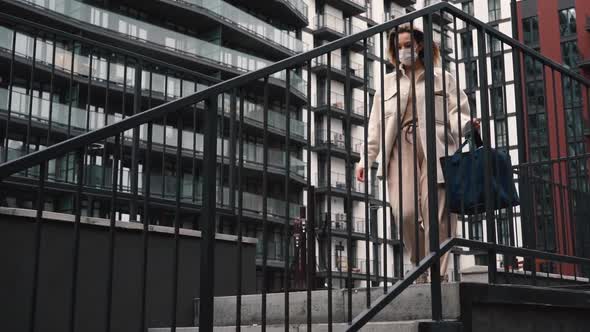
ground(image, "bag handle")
xmin=455 ymin=128 xmax=483 ymax=155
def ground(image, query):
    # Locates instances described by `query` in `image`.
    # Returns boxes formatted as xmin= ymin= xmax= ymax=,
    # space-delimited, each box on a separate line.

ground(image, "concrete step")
xmin=149 ymin=320 xmax=450 ymax=332
xmin=199 ymin=283 xmax=460 ymax=327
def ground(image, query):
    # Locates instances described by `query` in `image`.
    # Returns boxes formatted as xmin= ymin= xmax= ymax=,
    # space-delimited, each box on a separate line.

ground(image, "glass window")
xmin=461 ymin=31 xmax=473 ymax=58
xmin=522 ymin=16 xmax=539 ymax=44
xmin=462 ymin=1 xmax=474 ymax=16
xmin=492 ymin=54 xmax=504 ymax=82
xmin=491 ymin=87 xmax=504 ymax=117
xmin=561 ymin=40 xmax=580 ymax=68
xmin=488 ymin=0 xmax=501 ymax=21
xmin=559 ymin=8 xmax=577 ymax=37
xmin=466 ymin=60 xmax=478 ymax=88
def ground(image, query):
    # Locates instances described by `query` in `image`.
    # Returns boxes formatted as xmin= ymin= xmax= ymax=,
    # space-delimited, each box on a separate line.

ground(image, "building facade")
xmin=516 ymin=0 xmax=590 ymax=272
xmin=0 ymin=0 xmax=427 ymax=292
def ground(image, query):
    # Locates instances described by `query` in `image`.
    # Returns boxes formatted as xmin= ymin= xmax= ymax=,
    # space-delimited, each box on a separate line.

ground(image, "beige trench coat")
xmin=359 ymin=67 xmax=471 ymax=184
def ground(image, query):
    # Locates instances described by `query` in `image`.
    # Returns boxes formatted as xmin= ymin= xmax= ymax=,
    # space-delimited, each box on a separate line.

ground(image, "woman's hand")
xmin=355 ymin=165 xmax=365 ymax=182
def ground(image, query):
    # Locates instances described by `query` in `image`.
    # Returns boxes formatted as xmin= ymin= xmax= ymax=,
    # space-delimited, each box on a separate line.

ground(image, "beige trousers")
xmin=387 ymin=127 xmax=457 ymax=278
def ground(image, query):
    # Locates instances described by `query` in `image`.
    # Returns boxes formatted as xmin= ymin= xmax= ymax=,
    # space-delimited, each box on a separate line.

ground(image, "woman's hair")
xmin=387 ymin=24 xmax=440 ymax=66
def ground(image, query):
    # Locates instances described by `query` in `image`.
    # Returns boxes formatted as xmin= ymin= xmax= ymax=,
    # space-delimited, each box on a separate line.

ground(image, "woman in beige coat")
xmin=355 ymin=23 xmax=479 ymax=282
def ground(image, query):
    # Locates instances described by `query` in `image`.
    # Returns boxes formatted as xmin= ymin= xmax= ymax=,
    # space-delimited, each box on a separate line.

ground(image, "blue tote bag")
xmin=439 ymin=131 xmax=520 ymax=215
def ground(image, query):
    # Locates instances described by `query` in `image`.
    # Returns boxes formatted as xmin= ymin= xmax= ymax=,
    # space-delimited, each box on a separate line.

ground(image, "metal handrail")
xmin=1 ymin=1 xmax=589 ymax=180
xmin=347 ymin=237 xmax=590 ymax=331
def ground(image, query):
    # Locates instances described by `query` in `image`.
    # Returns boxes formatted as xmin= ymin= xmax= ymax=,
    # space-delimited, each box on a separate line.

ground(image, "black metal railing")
xmin=1 ymin=1 xmax=590 ymax=332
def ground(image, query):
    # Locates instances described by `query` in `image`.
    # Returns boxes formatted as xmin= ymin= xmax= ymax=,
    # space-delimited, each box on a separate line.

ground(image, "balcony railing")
xmin=314 ymin=91 xmax=365 ymax=116
xmin=279 ymin=0 xmax=309 ymax=20
xmin=315 ymin=13 xmax=345 ymax=34
xmin=317 ymin=171 xmax=369 ymax=194
xmin=1 ymin=146 xmax=303 ymax=220
xmin=219 ymin=94 xmax=307 ymax=140
xmin=315 ymin=129 xmax=363 ymax=154
xmin=331 ymin=255 xmax=379 ymax=275
xmin=313 ymin=53 xmax=365 ymax=79
xmin=17 ymin=0 xmax=306 ymax=94
xmin=170 ymin=0 xmax=306 ymax=53
xmin=0 ymin=89 xmax=306 ymax=178
xmin=325 ymin=213 xmax=367 ymax=233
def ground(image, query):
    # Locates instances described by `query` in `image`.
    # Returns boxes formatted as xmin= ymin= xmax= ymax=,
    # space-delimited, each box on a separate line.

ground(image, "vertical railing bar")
xmin=236 ymin=88 xmax=244 ymax=331
xmin=541 ymin=65 xmax=553 ymax=277
xmin=162 ymin=73 xmax=168 ymax=199
xmin=423 ymin=14 xmax=442 ymax=321
xmin=262 ymin=77 xmax=269 ymax=332
xmin=64 ymin=41 xmax=76 ymax=183
xmin=379 ymin=30 xmax=387 ymax=294
xmin=476 ymin=27 xmax=497 ymax=283
xmin=170 ymin=113 xmax=183 ymax=332
xmin=3 ymin=28 xmax=16 ymax=163
xmin=284 ymin=69 xmax=291 ymax=330
xmin=452 ymin=17 xmax=468 ymax=244
xmin=220 ymin=92 xmax=225 ymax=209
xmin=85 ymin=49 xmax=94 ymax=133
xmin=440 ymin=10 xmax=451 ymax=243
xmin=24 ymin=35 xmax=37 ymax=177
xmin=551 ymin=69 xmax=568 ymax=279
xmin=362 ymin=37 xmax=371 ymax=307
xmin=229 ymin=89 xmax=237 ymax=222
xmin=119 ymin=56 xmax=128 ymax=193
xmin=568 ymin=80 xmax=583 ymax=261
xmin=198 ymin=93 xmax=219 ymax=330
xmin=410 ymin=20 xmax=420 ymax=274
xmin=130 ymin=60 xmax=142 ymax=221
xmin=28 ymin=161 xmax=46 ymax=332
xmin=489 ymin=35 xmax=504 ymax=266
xmin=394 ymin=27 xmax=404 ymax=281
xmin=101 ymin=56 xmax=111 ymax=190
xmin=191 ymin=81 xmax=197 ymax=205
xmin=67 ymin=147 xmax=85 ymax=332
xmin=105 ymin=134 xmax=120 ymax=332
xmin=499 ymin=41 xmax=517 ymax=260
xmin=326 ymin=53 xmax=333 ymax=332
xmin=305 ymin=60 xmax=313 ymax=332
xmin=46 ymin=35 xmax=57 ymax=149
xmin=139 ymin=121 xmax=152 ymax=332
xmin=85 ymin=48 xmax=95 ymax=215
xmin=343 ymin=46 xmax=353 ymax=324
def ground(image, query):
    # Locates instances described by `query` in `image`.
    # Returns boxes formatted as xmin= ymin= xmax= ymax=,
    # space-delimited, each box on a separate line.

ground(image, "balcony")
xmin=323 ymin=213 xmax=368 ymax=235
xmin=0 ymin=88 xmax=307 ymax=182
xmin=14 ymin=0 xmax=306 ymax=96
xmin=311 ymin=53 xmax=366 ymax=88
xmin=324 ymin=0 xmax=366 ymax=17
xmin=313 ymin=13 xmax=346 ymax=41
xmin=159 ymin=0 xmax=307 ymax=56
xmin=392 ymin=0 xmax=417 ymax=7
xmin=329 ymin=256 xmax=379 ymax=276
xmin=316 ymin=171 xmax=376 ymax=200
xmin=1 ymin=148 xmax=303 ymax=223
xmin=229 ymin=0 xmax=309 ymax=28
xmin=315 ymin=129 xmax=363 ymax=160
xmin=313 ymin=91 xmax=366 ymax=125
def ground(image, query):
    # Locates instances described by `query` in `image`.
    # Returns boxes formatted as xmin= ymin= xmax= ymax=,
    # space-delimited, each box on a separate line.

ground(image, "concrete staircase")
xmin=150 ymin=283 xmax=461 ymax=331
xmin=149 ymin=282 xmax=590 ymax=332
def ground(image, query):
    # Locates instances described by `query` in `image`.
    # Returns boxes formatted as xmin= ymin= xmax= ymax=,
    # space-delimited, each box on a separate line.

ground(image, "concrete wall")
xmin=0 ymin=209 xmax=256 ymax=332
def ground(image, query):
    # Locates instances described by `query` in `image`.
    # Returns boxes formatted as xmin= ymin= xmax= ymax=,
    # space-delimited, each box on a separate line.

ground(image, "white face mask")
xmin=398 ymin=47 xmax=417 ymax=66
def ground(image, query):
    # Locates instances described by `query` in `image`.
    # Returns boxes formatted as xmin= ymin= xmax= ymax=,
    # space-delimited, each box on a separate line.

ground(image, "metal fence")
xmin=1 ymin=1 xmax=590 ymax=332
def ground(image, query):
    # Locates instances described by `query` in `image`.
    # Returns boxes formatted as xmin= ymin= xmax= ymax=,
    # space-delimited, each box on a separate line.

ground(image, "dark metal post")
xmin=199 ymin=95 xmax=219 ymax=330
xmin=423 ymin=14 xmax=442 ymax=321
xmin=477 ymin=28 xmax=497 ymax=283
